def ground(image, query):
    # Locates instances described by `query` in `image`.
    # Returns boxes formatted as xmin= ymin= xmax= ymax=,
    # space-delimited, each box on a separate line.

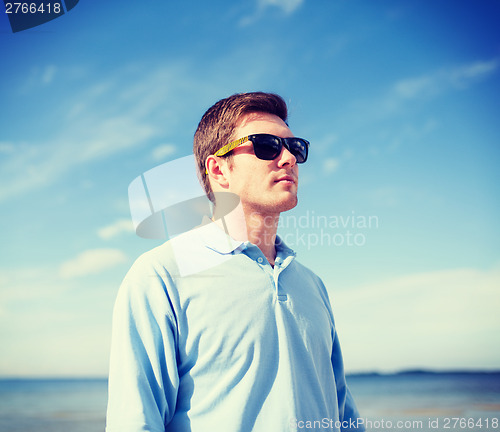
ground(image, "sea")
xmin=0 ymin=371 xmax=499 ymax=432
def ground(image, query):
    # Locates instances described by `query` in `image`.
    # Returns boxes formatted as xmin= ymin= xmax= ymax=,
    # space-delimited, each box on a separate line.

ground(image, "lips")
xmin=275 ymin=175 xmax=296 ymax=184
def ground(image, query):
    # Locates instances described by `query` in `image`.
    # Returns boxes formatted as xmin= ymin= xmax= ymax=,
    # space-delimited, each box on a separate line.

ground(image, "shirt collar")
xmin=198 ymin=217 xmax=297 ymax=261
xmin=199 ymin=217 xmax=247 ymax=255
xmin=275 ymin=235 xmax=296 ymax=258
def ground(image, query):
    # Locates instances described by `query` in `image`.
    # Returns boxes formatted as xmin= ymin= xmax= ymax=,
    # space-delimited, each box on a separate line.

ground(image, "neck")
xmin=244 ymin=205 xmax=279 ymax=265
xmin=212 ymin=202 xmax=279 ymax=266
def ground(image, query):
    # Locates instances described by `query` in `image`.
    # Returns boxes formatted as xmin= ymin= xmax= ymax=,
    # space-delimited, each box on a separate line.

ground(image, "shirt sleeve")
xmin=332 ymin=329 xmax=366 ymax=432
xmin=106 ymin=257 xmax=179 ymax=432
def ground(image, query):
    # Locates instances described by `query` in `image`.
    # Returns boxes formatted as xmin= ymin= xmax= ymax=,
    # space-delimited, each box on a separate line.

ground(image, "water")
xmin=348 ymin=371 xmax=500 ymax=431
xmin=0 ymin=379 xmax=107 ymax=432
xmin=0 ymin=372 xmax=498 ymax=431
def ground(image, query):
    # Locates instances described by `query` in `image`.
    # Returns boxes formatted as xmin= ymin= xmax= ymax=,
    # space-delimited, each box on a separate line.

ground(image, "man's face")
xmin=223 ymin=112 xmax=300 ymax=215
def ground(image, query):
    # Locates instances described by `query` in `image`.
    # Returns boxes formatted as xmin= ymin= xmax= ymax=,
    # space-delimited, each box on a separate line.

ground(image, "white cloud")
xmin=368 ymin=186 xmax=400 ymax=208
xmin=0 ymin=119 xmax=155 ymax=205
xmin=0 ymin=44 xmax=313 ymax=203
xmin=152 ymin=143 xmax=177 ymax=161
xmin=98 ymin=218 xmax=135 ymax=240
xmin=59 ymin=248 xmax=128 ymax=279
xmin=0 ymin=142 xmax=15 ymax=154
xmin=240 ymin=0 xmax=304 ymax=26
xmin=0 ymin=265 xmax=118 ymax=377
xmin=383 ymin=118 xmax=439 ymax=153
xmin=0 ymin=267 xmax=58 ymax=316
xmin=341 ymin=57 xmax=499 ymax=138
xmin=394 ymin=75 xmax=434 ymax=99
xmin=394 ymin=58 xmax=499 ymax=99
xmin=42 ymin=65 xmax=57 ymax=85
xmin=2 ymin=48 xmax=283 ymax=203
xmin=330 ymin=265 xmax=500 ymax=372
xmin=312 ymin=133 xmax=338 ymax=154
xmin=0 ymin=62 xmax=202 ymax=203
xmin=323 ymin=157 xmax=340 ymax=175
xmin=449 ymin=59 xmax=499 ymax=87
xmin=259 ymin=0 xmax=304 ymax=14
xmin=18 ymin=65 xmax=59 ymax=92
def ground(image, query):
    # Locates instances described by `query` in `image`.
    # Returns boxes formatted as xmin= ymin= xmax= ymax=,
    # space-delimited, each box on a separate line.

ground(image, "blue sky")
xmin=0 ymin=0 xmax=499 ymax=377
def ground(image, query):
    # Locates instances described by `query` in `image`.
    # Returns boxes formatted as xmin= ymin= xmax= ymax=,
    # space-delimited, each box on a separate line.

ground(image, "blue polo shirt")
xmin=106 ymin=220 xmax=364 ymax=432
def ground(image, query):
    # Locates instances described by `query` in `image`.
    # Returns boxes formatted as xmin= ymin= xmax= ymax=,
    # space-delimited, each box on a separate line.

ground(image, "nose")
xmin=277 ymin=145 xmax=297 ymax=168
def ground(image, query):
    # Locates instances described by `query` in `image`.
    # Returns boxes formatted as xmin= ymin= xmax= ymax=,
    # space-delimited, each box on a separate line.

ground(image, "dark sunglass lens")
xmin=252 ymin=135 xmax=281 ymax=160
xmin=287 ymin=139 xmax=308 ymax=163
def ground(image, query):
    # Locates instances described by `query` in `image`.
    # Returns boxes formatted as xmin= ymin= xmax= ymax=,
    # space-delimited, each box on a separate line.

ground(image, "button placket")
xmin=248 ymin=249 xmax=289 ymax=302
xmin=273 ymin=264 xmax=287 ymax=302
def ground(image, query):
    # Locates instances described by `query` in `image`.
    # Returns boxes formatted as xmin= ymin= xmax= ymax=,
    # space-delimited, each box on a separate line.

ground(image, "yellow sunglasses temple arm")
xmin=205 ymin=136 xmax=250 ymax=174
xmin=214 ymin=136 xmax=249 ymax=157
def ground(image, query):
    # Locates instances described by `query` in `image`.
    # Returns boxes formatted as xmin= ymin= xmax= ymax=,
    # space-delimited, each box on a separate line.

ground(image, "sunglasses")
xmin=214 ymin=133 xmax=310 ymax=164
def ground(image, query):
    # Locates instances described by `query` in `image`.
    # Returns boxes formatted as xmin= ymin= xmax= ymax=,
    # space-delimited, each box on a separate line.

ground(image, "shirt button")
xmin=257 ymin=257 xmax=264 ymax=264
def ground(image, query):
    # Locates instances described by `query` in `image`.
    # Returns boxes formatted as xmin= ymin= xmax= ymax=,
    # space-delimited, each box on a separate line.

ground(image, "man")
xmin=106 ymin=92 xmax=364 ymax=431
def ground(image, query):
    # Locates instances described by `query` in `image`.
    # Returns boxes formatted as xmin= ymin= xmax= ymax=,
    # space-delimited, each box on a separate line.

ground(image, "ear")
xmin=206 ymin=155 xmax=230 ymax=189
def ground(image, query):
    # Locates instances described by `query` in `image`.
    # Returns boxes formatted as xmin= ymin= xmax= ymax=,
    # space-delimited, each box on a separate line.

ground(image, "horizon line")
xmin=1 ymin=367 xmax=500 ymax=380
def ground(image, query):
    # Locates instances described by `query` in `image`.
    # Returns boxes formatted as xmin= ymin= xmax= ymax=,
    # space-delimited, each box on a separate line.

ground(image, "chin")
xmin=275 ymin=195 xmax=298 ymax=213
xmin=244 ymin=192 xmax=298 ymax=214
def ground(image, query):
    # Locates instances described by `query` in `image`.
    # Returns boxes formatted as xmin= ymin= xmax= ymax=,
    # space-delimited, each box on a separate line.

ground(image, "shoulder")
xmin=125 ymin=222 xmax=208 ymax=278
xmin=123 ymin=241 xmax=177 ymax=286
xmin=289 ymin=258 xmax=326 ymax=288
xmin=289 ymin=258 xmax=334 ymax=308
xmin=114 ymin=240 xmax=184 ymax=326
xmin=120 ymin=223 xmax=215 ymax=295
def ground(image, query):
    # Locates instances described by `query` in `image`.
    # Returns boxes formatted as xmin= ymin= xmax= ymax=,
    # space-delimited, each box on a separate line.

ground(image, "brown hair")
xmin=193 ymin=92 xmax=288 ymax=201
